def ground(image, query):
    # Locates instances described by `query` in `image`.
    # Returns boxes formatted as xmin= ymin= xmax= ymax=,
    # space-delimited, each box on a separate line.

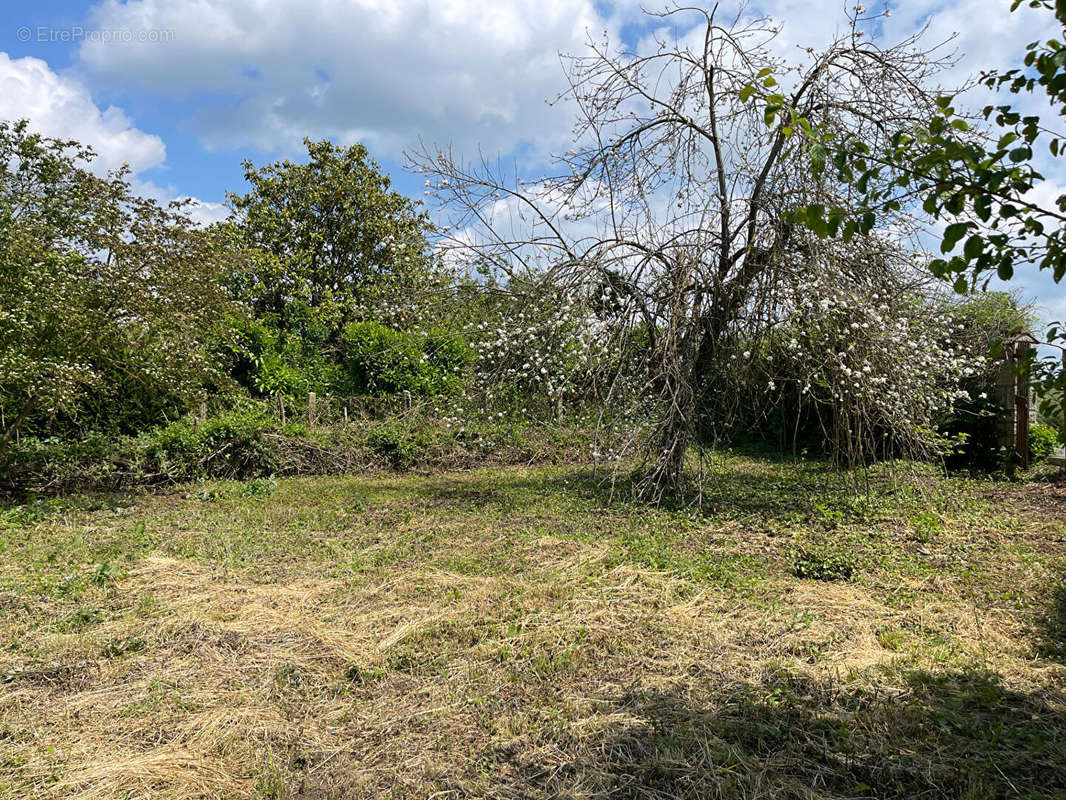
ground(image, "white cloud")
xmin=129 ymin=176 xmax=232 ymax=225
xmin=64 ymin=0 xmax=1066 ymax=319
xmin=180 ymin=198 xmax=230 ymax=226
xmin=75 ymin=0 xmax=633 ymax=159
xmin=0 ymin=53 xmax=228 ymax=226
xmin=69 ymin=0 xmax=1051 ymax=158
xmin=0 ymin=52 xmax=166 ymax=173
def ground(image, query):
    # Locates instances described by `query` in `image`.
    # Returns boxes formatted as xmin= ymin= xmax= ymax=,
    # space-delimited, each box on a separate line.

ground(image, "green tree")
xmin=0 ymin=120 xmax=237 ymax=449
xmin=752 ymin=2 xmax=1066 ymax=440
xmin=228 ymin=139 xmax=437 ymax=337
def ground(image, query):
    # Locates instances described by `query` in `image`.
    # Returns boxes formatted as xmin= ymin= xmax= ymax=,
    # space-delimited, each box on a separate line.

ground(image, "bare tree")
xmin=410 ymin=5 xmax=959 ymax=498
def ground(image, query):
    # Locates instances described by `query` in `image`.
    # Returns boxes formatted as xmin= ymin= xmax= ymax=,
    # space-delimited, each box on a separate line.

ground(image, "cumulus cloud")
xmin=0 ymin=53 xmax=229 ymax=226
xmin=0 ymin=52 xmax=166 ymax=173
xmin=69 ymin=0 xmax=1058 ymax=159
xmin=75 ymin=0 xmax=633 ymax=159
xmin=39 ymin=0 xmax=1066 ymax=318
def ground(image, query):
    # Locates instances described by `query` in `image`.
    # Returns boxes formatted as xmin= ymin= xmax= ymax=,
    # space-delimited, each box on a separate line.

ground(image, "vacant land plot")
xmin=2 ymin=456 xmax=1065 ymax=799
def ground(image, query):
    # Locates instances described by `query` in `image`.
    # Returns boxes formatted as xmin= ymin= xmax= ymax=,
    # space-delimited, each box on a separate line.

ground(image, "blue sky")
xmin=2 ymin=0 xmax=1064 ymax=329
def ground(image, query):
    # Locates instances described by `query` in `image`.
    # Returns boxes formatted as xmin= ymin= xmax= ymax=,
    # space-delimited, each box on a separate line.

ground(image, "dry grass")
xmin=1 ymin=459 xmax=1065 ymax=799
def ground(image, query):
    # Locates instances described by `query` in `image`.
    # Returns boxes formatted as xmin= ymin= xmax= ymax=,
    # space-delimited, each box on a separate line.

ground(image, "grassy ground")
xmin=1 ymin=454 xmax=1065 ymax=799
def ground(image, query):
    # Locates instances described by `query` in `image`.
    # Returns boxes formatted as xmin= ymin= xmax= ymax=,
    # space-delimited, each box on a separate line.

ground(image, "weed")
xmin=93 ymin=560 xmax=124 ymax=586
xmin=101 ymin=635 xmax=147 ymax=658
xmin=791 ymin=542 xmax=857 ymax=581
xmin=254 ymin=751 xmax=288 ymax=800
xmin=343 ymin=664 xmax=387 ymax=685
xmin=366 ymin=425 xmax=418 ymax=468
xmin=910 ymin=511 xmax=943 ymax=543
xmin=241 ymin=476 xmax=278 ymax=497
xmin=876 ymin=627 xmax=908 ymax=651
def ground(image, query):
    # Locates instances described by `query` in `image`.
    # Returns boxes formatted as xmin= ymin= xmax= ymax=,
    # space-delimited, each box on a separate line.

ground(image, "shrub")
xmin=224 ymin=311 xmax=341 ymax=399
xmin=342 ymin=321 xmax=470 ymax=397
xmin=365 ymin=425 xmax=418 ymax=468
xmin=139 ymin=407 xmax=284 ymax=480
xmin=0 ymin=405 xmax=287 ymax=493
xmin=0 ymin=122 xmax=238 ymax=448
xmin=1030 ymin=423 xmax=1060 ymax=463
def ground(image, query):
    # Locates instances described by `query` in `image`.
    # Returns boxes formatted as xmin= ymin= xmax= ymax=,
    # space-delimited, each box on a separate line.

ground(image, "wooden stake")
xmin=1015 ymin=341 xmax=1031 ymax=469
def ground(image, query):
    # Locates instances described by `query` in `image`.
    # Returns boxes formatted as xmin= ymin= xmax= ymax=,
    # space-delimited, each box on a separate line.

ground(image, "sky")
xmin=1 ymin=0 xmax=1064 ymax=329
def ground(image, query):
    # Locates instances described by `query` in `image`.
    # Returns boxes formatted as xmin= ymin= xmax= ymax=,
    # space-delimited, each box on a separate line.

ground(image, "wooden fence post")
xmin=1015 ymin=341 xmax=1032 ymax=469
xmin=308 ymin=392 xmax=317 ymax=425
xmin=278 ymin=393 xmax=286 ymax=425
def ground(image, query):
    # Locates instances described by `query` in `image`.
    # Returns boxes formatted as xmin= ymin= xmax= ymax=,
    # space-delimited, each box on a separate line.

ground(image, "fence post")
xmin=278 ymin=393 xmax=286 ymax=425
xmin=343 ymin=406 xmax=349 ymax=425
xmin=1015 ymin=341 xmax=1031 ymax=469
xmin=308 ymin=391 xmax=317 ymax=425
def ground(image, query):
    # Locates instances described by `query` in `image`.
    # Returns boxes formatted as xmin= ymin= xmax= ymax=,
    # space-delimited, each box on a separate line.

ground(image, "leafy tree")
xmin=766 ymin=1 xmax=1066 ymax=436
xmin=0 ymin=120 xmax=236 ymax=450
xmin=228 ymin=139 xmax=437 ymax=338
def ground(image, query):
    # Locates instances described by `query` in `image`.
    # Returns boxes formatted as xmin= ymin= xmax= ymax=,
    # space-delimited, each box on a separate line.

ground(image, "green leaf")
xmin=945 ymin=192 xmax=966 ymax=215
xmin=942 ymin=222 xmax=970 ymax=253
xmin=842 ymin=218 xmax=857 ymax=243
xmin=809 ymin=143 xmax=826 ymax=175
xmin=998 ymin=132 xmax=1019 ymax=149
xmin=739 ymin=85 xmax=756 ymax=103
xmin=1009 ymin=145 xmax=1033 ymax=163
xmin=963 ymin=235 xmax=983 ymax=260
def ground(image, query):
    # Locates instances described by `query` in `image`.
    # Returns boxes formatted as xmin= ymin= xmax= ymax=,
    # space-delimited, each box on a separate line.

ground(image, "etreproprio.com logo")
xmin=16 ymin=26 xmax=175 ymax=44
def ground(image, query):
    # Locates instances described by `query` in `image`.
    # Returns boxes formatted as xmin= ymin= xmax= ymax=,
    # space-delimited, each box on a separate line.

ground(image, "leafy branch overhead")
xmin=744 ymin=1 xmax=1066 ymax=293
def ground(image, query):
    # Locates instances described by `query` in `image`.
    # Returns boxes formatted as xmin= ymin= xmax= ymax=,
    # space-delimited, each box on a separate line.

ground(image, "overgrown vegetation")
xmin=0 ymin=400 xmax=595 ymax=494
xmin=4 ymin=4 xmax=1060 ymax=499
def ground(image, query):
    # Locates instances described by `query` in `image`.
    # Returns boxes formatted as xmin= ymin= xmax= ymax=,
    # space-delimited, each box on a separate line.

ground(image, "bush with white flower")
xmin=749 ymin=240 xmax=1020 ymax=466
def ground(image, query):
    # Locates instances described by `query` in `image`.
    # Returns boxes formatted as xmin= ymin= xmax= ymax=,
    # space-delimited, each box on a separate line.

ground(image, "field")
xmin=1 ymin=455 xmax=1065 ymax=799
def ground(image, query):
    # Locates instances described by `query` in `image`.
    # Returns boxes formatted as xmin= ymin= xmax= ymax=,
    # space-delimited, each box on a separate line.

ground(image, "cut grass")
xmin=0 ymin=454 xmax=1064 ymax=799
